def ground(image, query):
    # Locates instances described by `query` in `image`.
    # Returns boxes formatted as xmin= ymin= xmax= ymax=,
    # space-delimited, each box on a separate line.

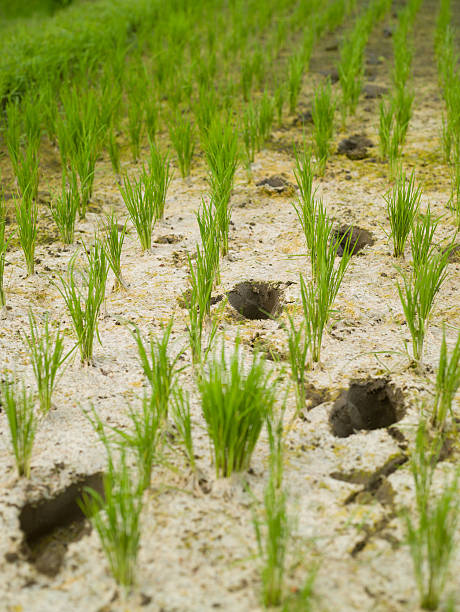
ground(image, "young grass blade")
xmin=1 ymin=376 xmax=36 ymax=478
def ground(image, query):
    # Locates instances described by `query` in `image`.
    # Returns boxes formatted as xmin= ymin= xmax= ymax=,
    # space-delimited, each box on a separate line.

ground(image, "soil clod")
xmin=19 ymin=472 xmax=104 ymax=576
xmin=256 ymin=175 xmax=294 ymax=195
xmin=332 ymin=225 xmax=375 ymax=256
xmin=364 ymin=83 xmax=388 ymax=98
xmin=329 ymin=379 xmax=404 ymax=437
xmin=227 ymin=281 xmax=283 ymax=320
xmin=337 ymin=134 xmax=374 ymax=160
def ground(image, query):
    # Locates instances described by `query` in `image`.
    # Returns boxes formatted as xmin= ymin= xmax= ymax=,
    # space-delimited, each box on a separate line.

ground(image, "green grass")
xmin=15 ymin=191 xmax=38 ymax=276
xmin=198 ymin=340 xmax=277 ymax=478
xmin=1 ymin=375 xmax=36 ymax=478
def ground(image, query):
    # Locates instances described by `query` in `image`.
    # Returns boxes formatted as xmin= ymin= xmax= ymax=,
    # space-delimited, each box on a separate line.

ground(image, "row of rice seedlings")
xmin=337 ymin=0 xmax=391 ymax=125
xmin=291 ymin=148 xmax=352 ymax=381
xmin=4 ymin=96 xmax=41 ymax=200
xmin=434 ymin=0 xmax=460 ymax=226
xmin=379 ymin=0 xmax=421 ymax=174
xmin=404 ymin=420 xmax=459 ymax=611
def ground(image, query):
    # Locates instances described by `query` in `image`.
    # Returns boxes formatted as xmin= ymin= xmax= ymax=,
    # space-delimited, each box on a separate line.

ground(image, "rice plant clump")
xmin=199 ymin=341 xmax=277 ymax=478
xmin=80 ymin=451 xmax=143 ymax=590
xmin=385 ymin=170 xmax=422 ymax=258
xmin=403 ymin=421 xmax=459 ymax=611
xmin=22 ymin=311 xmax=67 ymax=415
xmin=57 ymin=240 xmax=108 ymax=364
xmin=119 ymin=169 xmax=157 ymax=251
xmin=0 ymin=194 xmax=12 ymax=308
xmin=431 ymin=327 xmax=460 ymax=429
xmin=1 ymin=376 xmax=37 ymax=478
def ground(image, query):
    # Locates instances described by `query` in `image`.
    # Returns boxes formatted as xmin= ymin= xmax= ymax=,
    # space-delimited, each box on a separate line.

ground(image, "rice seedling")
xmin=204 ymin=118 xmax=239 ymax=255
xmin=22 ymin=311 xmax=68 ymax=415
xmin=449 ymin=145 xmax=460 ymax=226
xmin=80 ymin=450 xmax=143 ymax=591
xmin=0 ymin=195 xmax=12 ymax=308
xmin=198 ymin=340 xmax=276 ymax=478
xmin=168 ymin=115 xmax=195 ymax=178
xmin=119 ymin=169 xmax=156 ymax=251
xmin=274 ymin=83 xmax=286 ymax=126
xmin=403 ymin=421 xmax=459 ymax=611
xmin=129 ymin=320 xmax=181 ymax=421
xmin=311 ymin=79 xmax=335 ymax=175
xmin=257 ymin=93 xmax=275 ymax=149
xmin=57 ymin=239 xmax=108 ymax=364
xmin=196 ymin=198 xmax=221 ymax=283
xmin=337 ymin=23 xmax=366 ymax=124
xmin=107 ymin=125 xmax=121 ymax=178
xmin=397 ymin=249 xmax=450 ymax=364
xmin=51 ymin=168 xmax=80 ymax=244
xmin=385 ymin=170 xmax=422 ymax=258
xmin=171 ymin=387 xmax=196 ymax=472
xmin=101 ymin=212 xmax=128 ymax=290
xmin=144 ymin=92 xmax=159 ymax=145
xmin=253 ymin=456 xmax=289 ymax=607
xmin=1 ymin=376 xmax=36 ymax=479
xmin=283 ymin=310 xmax=311 ymax=413
xmin=395 ymin=86 xmax=414 ymax=147
xmin=58 ymin=86 xmax=102 ymax=218
xmin=410 ymin=206 xmax=440 ymax=276
xmin=148 ymin=142 xmax=172 ymax=220
xmin=126 ymin=93 xmax=144 ymax=163
xmin=379 ymin=98 xmax=393 ymax=161
xmin=15 ymin=190 xmax=38 ymax=276
xmin=242 ymin=103 xmax=258 ymax=166
xmin=393 ymin=26 xmax=413 ymax=89
xmin=288 ymin=54 xmax=304 ymax=114
xmin=241 ymin=56 xmax=254 ymax=102
xmin=431 ymin=327 xmax=460 ymax=430
xmin=186 ymin=244 xmax=219 ymax=365
xmin=114 ymin=392 xmax=163 ymax=492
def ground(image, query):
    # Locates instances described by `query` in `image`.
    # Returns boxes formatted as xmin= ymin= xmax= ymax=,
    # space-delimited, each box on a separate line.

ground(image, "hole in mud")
xmin=329 ymin=379 xmax=404 ymax=438
xmin=332 ymin=225 xmax=375 ymax=257
xmin=227 ymin=281 xmax=283 ymax=320
xmin=19 ymin=472 xmax=104 ymax=577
